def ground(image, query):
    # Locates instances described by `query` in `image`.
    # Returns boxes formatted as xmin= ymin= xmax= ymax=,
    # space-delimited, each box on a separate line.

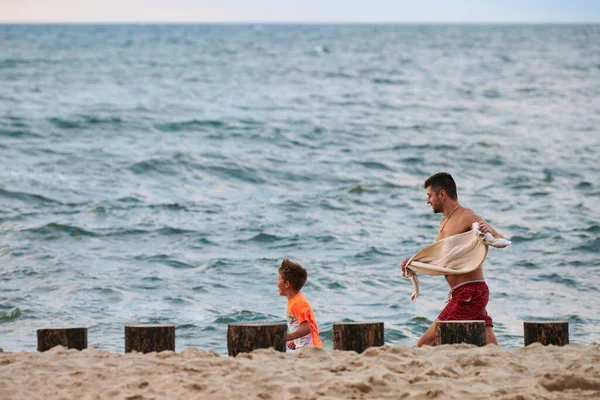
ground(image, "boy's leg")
xmin=486 ymin=326 xmax=498 ymax=345
xmin=417 ymin=320 xmax=439 ymax=347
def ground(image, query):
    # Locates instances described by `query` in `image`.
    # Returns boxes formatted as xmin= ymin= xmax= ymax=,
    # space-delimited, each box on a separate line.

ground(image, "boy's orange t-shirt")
xmin=286 ymin=293 xmax=322 ymax=348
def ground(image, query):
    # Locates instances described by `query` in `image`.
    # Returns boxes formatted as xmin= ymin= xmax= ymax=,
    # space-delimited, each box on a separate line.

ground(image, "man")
xmin=401 ymin=172 xmax=504 ymax=346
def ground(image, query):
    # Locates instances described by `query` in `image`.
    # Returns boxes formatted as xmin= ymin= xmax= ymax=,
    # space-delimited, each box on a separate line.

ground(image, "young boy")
xmin=276 ymin=258 xmax=322 ymax=349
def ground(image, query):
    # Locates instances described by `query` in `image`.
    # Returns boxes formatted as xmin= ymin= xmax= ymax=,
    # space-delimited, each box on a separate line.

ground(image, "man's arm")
xmin=464 ymin=210 xmax=504 ymax=239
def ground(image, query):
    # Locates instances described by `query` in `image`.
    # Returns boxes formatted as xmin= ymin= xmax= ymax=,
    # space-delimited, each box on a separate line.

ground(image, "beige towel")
xmin=402 ymin=222 xmax=510 ymax=302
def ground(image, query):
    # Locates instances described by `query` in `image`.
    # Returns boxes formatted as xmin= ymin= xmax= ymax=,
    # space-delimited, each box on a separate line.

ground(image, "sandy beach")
xmin=1 ymin=343 xmax=598 ymax=399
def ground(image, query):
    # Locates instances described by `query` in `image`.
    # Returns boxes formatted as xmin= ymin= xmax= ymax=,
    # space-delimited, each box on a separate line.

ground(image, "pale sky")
xmin=1 ymin=0 xmax=599 ymax=23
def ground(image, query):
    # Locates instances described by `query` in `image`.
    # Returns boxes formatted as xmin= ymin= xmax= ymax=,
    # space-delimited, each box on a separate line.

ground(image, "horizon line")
xmin=1 ymin=21 xmax=599 ymax=25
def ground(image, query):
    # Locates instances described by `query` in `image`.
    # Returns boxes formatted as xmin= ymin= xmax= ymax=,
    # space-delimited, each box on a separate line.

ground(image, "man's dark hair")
xmin=424 ymin=172 xmax=458 ymax=200
xmin=278 ymin=259 xmax=308 ymax=291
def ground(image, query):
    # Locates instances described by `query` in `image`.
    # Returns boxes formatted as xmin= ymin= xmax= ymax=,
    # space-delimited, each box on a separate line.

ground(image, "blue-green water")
xmin=1 ymin=24 xmax=599 ymax=353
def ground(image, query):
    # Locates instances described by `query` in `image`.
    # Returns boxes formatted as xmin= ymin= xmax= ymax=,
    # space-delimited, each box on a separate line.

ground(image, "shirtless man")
xmin=401 ymin=172 xmax=504 ymax=347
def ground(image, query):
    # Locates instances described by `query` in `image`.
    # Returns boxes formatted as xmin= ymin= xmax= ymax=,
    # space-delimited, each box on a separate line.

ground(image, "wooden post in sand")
xmin=436 ymin=321 xmax=486 ymax=346
xmin=333 ymin=321 xmax=384 ymax=353
xmin=125 ymin=324 xmax=175 ymax=353
xmin=524 ymin=321 xmax=569 ymax=346
xmin=227 ymin=322 xmax=286 ymax=356
xmin=37 ymin=328 xmax=88 ymax=352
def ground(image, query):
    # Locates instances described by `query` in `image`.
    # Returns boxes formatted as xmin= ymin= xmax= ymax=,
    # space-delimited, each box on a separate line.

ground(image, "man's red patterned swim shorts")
xmin=437 ymin=281 xmax=494 ymax=327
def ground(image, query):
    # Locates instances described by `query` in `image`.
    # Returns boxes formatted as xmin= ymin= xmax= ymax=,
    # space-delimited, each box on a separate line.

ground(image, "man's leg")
xmin=486 ymin=326 xmax=498 ymax=345
xmin=417 ymin=319 xmax=439 ymax=347
xmin=420 ymin=322 xmax=498 ymax=346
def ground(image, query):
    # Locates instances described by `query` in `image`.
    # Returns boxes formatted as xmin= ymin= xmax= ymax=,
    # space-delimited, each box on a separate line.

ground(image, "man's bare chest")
xmin=436 ymin=222 xmax=470 ymax=241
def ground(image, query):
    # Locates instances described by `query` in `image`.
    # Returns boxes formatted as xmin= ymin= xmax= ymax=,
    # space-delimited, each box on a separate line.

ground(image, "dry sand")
xmin=0 ymin=343 xmax=599 ymax=399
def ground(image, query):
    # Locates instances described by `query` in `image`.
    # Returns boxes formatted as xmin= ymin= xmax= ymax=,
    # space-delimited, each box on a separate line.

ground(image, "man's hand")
xmin=401 ymin=257 xmax=409 ymax=274
xmin=478 ymin=221 xmax=492 ymax=234
xmin=287 ymin=341 xmax=296 ymax=350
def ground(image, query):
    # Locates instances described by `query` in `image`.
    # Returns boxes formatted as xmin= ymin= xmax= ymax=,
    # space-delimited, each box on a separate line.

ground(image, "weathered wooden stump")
xmin=333 ymin=321 xmax=384 ymax=353
xmin=37 ymin=327 xmax=88 ymax=352
xmin=524 ymin=321 xmax=569 ymax=346
xmin=436 ymin=320 xmax=486 ymax=346
xmin=227 ymin=322 xmax=286 ymax=357
xmin=125 ymin=324 xmax=175 ymax=353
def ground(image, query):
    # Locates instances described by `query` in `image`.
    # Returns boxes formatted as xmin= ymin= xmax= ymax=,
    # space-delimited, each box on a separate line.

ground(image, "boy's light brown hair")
xmin=278 ymin=258 xmax=308 ymax=291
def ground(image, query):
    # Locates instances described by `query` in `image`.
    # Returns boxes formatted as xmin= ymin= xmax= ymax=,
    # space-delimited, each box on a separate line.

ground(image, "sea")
xmin=1 ymin=24 xmax=599 ymax=353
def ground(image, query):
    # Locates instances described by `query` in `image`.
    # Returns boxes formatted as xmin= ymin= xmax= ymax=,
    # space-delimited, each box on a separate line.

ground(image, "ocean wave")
xmin=384 ymin=328 xmax=410 ymax=341
xmin=348 ymin=185 xmax=376 ymax=195
xmin=142 ymin=254 xmax=196 ymax=269
xmin=406 ymin=316 xmax=433 ymax=328
xmin=21 ymin=224 xmax=199 ymax=240
xmin=126 ymin=155 xmax=267 ymax=184
xmin=0 ymin=128 xmax=42 ymax=139
xmin=147 ymin=203 xmax=185 ymax=211
xmin=326 ymin=281 xmax=347 ymax=290
xmin=244 ymin=233 xmax=284 ymax=243
xmin=353 ymin=246 xmax=396 ymax=259
xmin=516 ymin=261 xmax=539 ymax=270
xmin=387 ymin=143 xmax=460 ymax=151
xmin=572 ymin=238 xmax=600 ymax=253
xmin=127 ymin=157 xmax=188 ymax=175
xmin=89 ymin=287 xmax=122 ymax=295
xmin=399 ymin=156 xmax=425 ymax=165
xmin=504 ymin=176 xmax=532 ymax=189
xmin=575 ymin=181 xmax=593 ymax=189
xmin=534 ymin=273 xmax=579 ymax=288
xmin=0 ymin=58 xmax=40 ymax=69
xmin=213 ymin=310 xmax=278 ymax=324
xmin=164 ymin=296 xmax=192 ymax=305
xmin=319 ymin=199 xmax=347 ymax=211
xmin=0 ymin=308 xmax=23 ymax=323
xmin=22 ymin=223 xmax=98 ymax=238
xmin=46 ymin=115 xmax=123 ymax=130
xmin=356 ymin=161 xmax=394 ymax=171
xmin=154 ymin=119 xmax=226 ymax=132
xmin=0 ymin=188 xmax=61 ymax=205
xmin=154 ymin=227 xmax=197 ymax=236
xmin=508 ymin=234 xmax=545 ymax=244
xmin=324 ymin=71 xmax=356 ymax=79
xmin=371 ymin=78 xmax=408 ymax=85
xmin=204 ymin=164 xmax=267 ymax=184
xmin=584 ymin=225 xmax=600 ymax=233
xmin=483 ymin=89 xmax=503 ymax=99
xmin=114 ymin=196 xmax=143 ymax=204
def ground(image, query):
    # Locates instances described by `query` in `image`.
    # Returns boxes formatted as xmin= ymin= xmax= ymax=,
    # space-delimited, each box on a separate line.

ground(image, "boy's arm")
xmin=285 ymin=321 xmax=311 ymax=341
